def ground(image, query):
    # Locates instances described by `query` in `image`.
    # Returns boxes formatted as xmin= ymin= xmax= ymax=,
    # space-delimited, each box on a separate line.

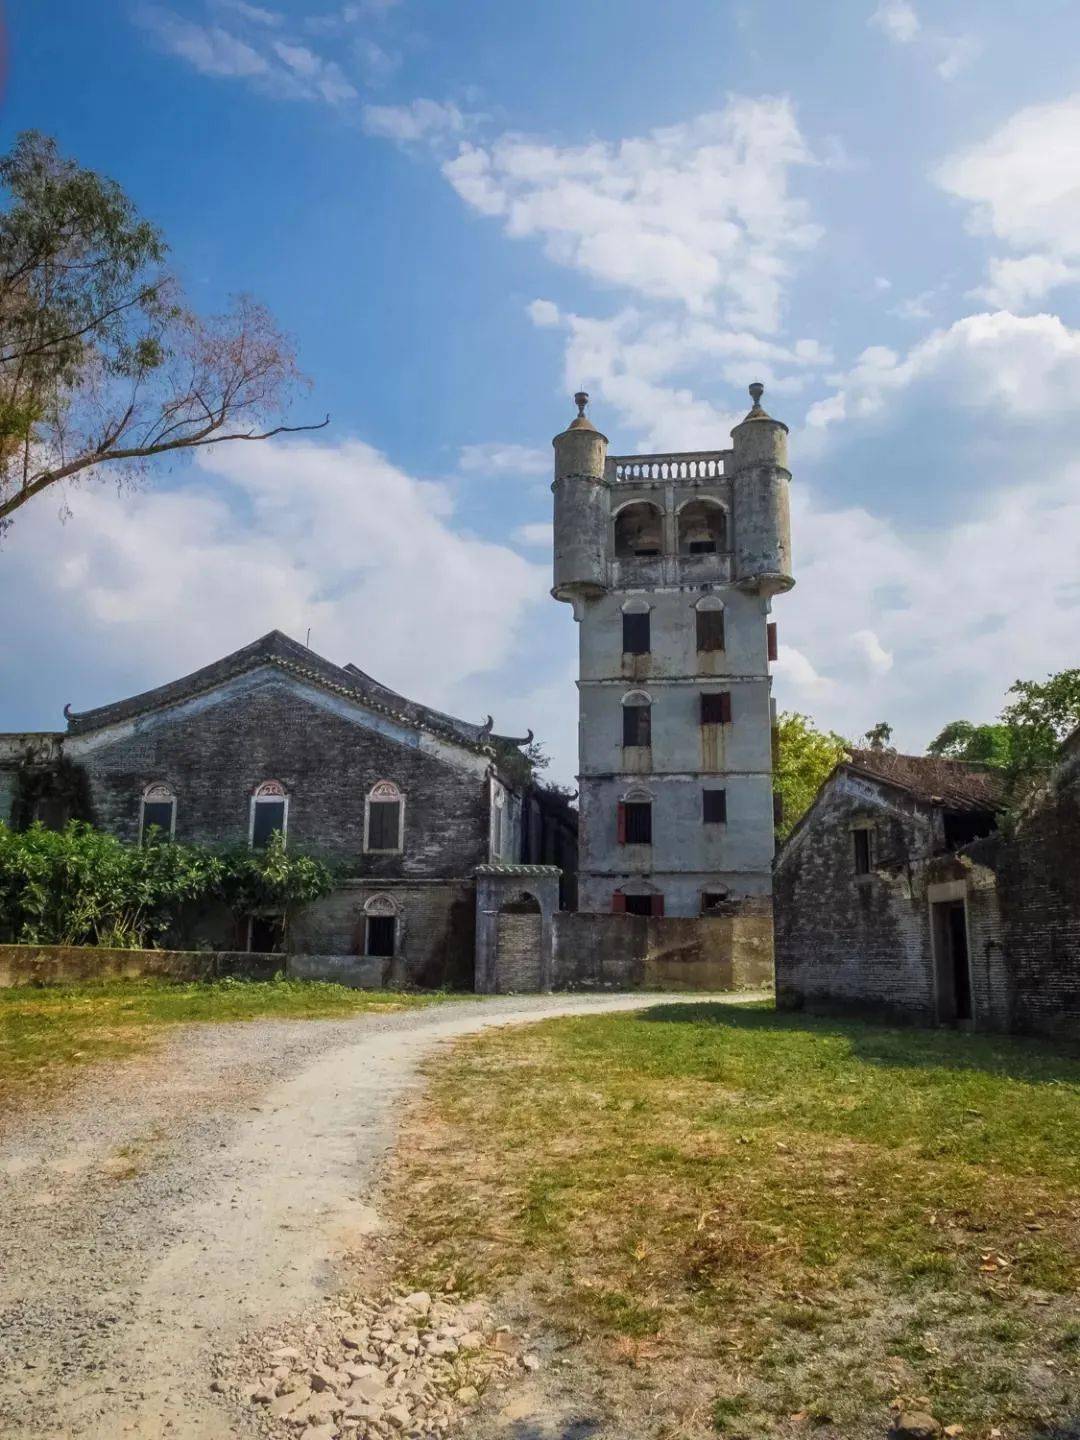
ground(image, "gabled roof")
xmin=842 ymin=748 xmax=1002 ymax=813
xmin=62 ymin=630 xmax=500 ymax=758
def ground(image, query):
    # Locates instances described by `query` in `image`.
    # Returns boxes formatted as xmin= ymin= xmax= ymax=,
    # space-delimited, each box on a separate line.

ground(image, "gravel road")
xmin=0 ymin=992 xmax=727 ymax=1439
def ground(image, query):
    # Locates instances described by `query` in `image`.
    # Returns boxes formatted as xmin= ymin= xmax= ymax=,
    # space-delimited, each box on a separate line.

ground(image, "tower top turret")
xmin=558 ymin=390 xmax=604 ymax=437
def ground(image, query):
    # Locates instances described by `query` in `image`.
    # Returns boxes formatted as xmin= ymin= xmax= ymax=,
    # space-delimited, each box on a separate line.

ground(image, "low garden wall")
xmin=0 ymin=944 xmax=280 ymax=988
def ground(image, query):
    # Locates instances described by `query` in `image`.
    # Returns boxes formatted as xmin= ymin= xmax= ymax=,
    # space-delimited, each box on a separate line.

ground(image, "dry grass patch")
xmin=0 ymin=976 xmax=454 ymax=1103
xmin=390 ymin=1002 xmax=1080 ymax=1439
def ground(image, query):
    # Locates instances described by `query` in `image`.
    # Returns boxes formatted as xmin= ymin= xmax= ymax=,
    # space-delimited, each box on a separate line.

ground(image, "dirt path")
xmin=0 ymin=992 xmax=751 ymax=1439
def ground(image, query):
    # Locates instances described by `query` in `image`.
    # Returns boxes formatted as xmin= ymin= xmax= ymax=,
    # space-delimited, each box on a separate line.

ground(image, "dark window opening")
xmin=622 ymin=611 xmax=651 ymax=655
xmin=689 ymin=539 xmax=716 ymax=554
xmin=623 ymin=703 xmax=651 ymax=747
xmin=767 ymin=621 xmax=779 ymax=662
xmin=249 ymin=915 xmax=284 ymax=953
xmin=703 ymin=789 xmax=727 ymax=824
xmin=700 ymin=691 xmax=731 ymax=725
xmin=614 ymin=503 xmax=664 ymax=560
xmin=678 ymin=500 xmax=727 ymax=556
xmin=701 ymin=891 xmax=733 ymax=916
xmin=623 ymin=801 xmax=652 ymax=845
xmin=142 ymin=801 xmax=174 ymax=840
xmin=696 ymin=609 xmax=725 ymax=653
xmin=368 ymin=799 xmax=402 ymax=851
xmin=624 ymin=894 xmax=652 ymax=916
xmin=853 ymin=828 xmax=872 ymax=875
xmin=252 ymin=799 xmax=285 ymax=848
xmin=942 ymin=810 xmax=997 ymax=851
xmin=366 ymin=915 xmax=396 ymax=957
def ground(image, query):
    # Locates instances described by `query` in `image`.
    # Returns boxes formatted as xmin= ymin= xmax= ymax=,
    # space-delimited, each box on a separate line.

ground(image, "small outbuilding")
xmin=774 ymin=741 xmax=1080 ymax=1038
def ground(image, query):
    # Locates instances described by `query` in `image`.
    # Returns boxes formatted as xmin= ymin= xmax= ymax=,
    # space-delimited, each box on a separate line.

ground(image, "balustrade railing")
xmin=607 ymin=450 xmax=729 ymax=482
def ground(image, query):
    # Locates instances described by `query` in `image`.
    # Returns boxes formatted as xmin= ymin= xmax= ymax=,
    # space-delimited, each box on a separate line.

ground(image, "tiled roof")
xmin=844 ymin=748 xmax=1002 ymax=813
xmin=474 ymin=864 xmax=562 ymax=876
xmin=63 ymin=630 xmax=496 ymax=757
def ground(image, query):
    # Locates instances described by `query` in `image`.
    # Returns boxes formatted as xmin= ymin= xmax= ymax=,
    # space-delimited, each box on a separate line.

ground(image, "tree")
xmin=0 ymin=131 xmax=325 ymax=530
xmin=927 ymin=719 xmax=1012 ymax=768
xmin=862 ymin=721 xmax=894 ymax=752
xmin=1001 ymin=669 xmax=1080 ymax=792
xmin=773 ymin=711 xmax=849 ymax=840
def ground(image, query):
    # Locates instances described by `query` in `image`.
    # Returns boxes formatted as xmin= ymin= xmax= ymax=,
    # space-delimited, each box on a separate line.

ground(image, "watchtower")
xmin=551 ymin=385 xmax=794 ymax=917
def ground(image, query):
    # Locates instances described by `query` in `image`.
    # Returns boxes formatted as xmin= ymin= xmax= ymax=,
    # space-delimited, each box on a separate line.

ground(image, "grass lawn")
xmin=0 ymin=976 xmax=454 ymax=1102
xmin=392 ymin=1001 xmax=1080 ymax=1440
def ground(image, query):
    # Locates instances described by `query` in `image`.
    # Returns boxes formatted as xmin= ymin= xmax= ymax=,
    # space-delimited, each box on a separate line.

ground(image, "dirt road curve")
xmin=0 ymin=992 xmax=733 ymax=1439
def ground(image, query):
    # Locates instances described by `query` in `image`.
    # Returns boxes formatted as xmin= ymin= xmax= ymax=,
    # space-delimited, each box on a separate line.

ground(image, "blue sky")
xmin=3 ymin=0 xmax=1080 ymax=781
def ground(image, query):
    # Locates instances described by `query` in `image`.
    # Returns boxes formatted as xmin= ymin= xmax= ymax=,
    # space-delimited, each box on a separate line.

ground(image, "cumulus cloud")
xmin=937 ymin=95 xmax=1080 ymax=306
xmin=441 ymin=96 xmax=822 ymax=331
xmin=513 ymin=521 xmax=554 ymax=547
xmin=871 ymin=1 xmax=919 ymax=45
xmin=0 ymin=439 xmax=549 ymax=745
xmin=806 ymin=310 xmax=1080 ymax=431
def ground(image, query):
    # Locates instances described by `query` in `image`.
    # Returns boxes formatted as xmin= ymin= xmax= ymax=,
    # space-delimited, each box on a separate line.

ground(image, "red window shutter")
xmin=651 ymin=893 xmax=665 ymax=917
xmin=612 ymin=890 xmax=627 ymax=914
xmin=719 ymin=690 xmax=732 ymax=724
xmin=617 ymin=801 xmax=627 ymax=844
xmin=767 ymin=622 xmax=778 ymax=662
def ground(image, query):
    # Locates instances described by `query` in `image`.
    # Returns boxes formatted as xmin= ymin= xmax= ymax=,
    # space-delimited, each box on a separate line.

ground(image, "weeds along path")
xmin=0 ymin=991 xmax=742 ymax=1439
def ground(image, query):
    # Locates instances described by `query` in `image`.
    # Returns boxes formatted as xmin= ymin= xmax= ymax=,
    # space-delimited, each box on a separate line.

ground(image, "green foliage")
xmin=862 ymin=720 xmax=894 ymax=751
xmin=773 ymin=712 xmax=849 ymax=840
xmin=927 ymin=720 xmax=1013 ymax=768
xmin=0 ymin=131 xmax=311 ymax=530
xmin=0 ymin=821 xmax=333 ymax=948
xmin=1001 ymin=669 xmax=1080 ymax=788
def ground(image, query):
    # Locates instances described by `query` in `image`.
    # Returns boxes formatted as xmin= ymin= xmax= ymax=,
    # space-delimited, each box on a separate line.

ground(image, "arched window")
xmin=695 ymin=594 xmax=726 ymax=653
xmin=678 ymin=499 xmax=727 ymax=556
xmin=365 ymin=780 xmax=404 ymax=854
xmin=363 ymin=893 xmax=398 ymax=957
xmin=140 ymin=782 xmax=176 ymax=844
xmin=250 ymin=780 xmax=288 ymax=849
xmin=617 ymin=784 xmax=653 ymax=846
xmin=621 ymin=597 xmax=651 ymax=655
xmin=614 ymin=501 xmax=664 ymax=560
xmin=621 ymin=689 xmax=652 ymax=748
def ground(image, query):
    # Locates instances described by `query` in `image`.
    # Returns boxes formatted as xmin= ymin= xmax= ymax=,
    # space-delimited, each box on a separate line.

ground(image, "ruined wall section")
xmin=997 ymin=755 xmax=1080 ymax=1036
xmin=774 ymin=773 xmax=939 ymax=1022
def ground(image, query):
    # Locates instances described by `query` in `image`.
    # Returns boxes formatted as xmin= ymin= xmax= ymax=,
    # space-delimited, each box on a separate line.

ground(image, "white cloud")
xmin=871 ymin=1 xmax=919 ymax=45
xmin=539 ymin=304 xmax=830 ymax=451
xmin=937 ymin=95 xmax=1080 ymax=304
xmin=513 ymin=521 xmax=553 ymax=547
xmin=870 ymin=1 xmax=976 ymax=80
xmin=972 ymin=254 xmax=1080 ymax=310
xmin=0 ymin=439 xmax=551 ymax=749
xmin=362 ymin=98 xmax=467 ymax=144
xmin=807 ymin=310 xmax=1080 ymax=431
xmin=457 ymin=443 xmax=549 ymax=478
xmin=527 ymin=298 xmax=561 ymax=328
xmin=775 ymin=461 xmax=1080 ymax=752
xmin=136 ymin=0 xmax=379 ymax=105
xmin=138 ymin=6 xmax=269 ymax=78
xmin=440 ymin=96 xmax=822 ymax=331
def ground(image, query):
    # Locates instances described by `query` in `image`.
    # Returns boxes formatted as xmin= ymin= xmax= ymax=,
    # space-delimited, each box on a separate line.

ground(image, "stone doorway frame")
xmin=474 ymin=864 xmax=561 ymax=994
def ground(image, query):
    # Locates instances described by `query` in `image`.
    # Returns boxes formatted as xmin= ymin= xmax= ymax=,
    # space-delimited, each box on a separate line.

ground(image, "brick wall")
xmin=493 ymin=911 xmax=544 ymax=993
xmin=774 ymin=775 xmax=939 ymax=1023
xmin=552 ymin=912 xmax=773 ymax=991
xmin=70 ymin=675 xmax=490 ymax=877
xmin=290 ymin=879 xmax=475 ymax=989
xmin=997 ymin=758 xmax=1080 ymax=1037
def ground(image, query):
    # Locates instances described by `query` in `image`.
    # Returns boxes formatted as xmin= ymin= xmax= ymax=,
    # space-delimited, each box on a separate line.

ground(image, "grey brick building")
xmin=774 ymin=742 xmax=1080 ymax=1038
xmin=0 ymin=630 xmax=576 ymax=988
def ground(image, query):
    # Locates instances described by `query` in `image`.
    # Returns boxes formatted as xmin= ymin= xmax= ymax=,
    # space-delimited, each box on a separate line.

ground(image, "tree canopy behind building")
xmin=773 ymin=711 xmax=850 ymax=841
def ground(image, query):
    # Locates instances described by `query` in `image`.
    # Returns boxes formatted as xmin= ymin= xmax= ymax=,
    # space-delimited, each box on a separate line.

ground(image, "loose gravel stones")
xmin=225 ymin=1286 xmax=532 ymax=1438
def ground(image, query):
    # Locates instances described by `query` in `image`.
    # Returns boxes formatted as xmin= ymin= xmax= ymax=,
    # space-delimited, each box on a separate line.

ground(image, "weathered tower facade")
xmin=552 ymin=385 xmax=794 ymax=917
